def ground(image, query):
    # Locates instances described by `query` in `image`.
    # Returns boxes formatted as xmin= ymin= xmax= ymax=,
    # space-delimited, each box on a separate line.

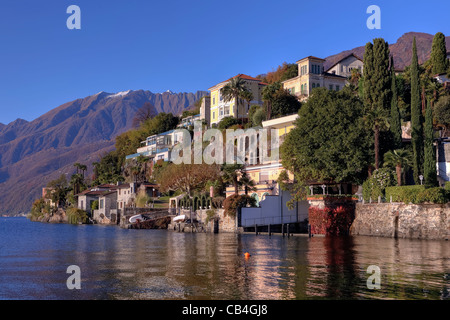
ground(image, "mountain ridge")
xmin=323 ymin=31 xmax=450 ymax=71
xmin=0 ymin=89 xmax=208 ymax=215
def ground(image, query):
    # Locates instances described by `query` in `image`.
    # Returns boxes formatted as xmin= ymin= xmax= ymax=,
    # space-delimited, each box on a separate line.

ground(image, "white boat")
xmin=172 ymin=215 xmax=186 ymax=223
xmin=129 ymin=214 xmax=148 ymax=223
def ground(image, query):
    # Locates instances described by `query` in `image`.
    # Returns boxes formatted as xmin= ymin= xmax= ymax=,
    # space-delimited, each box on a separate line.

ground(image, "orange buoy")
xmin=244 ymin=252 xmax=251 ymax=259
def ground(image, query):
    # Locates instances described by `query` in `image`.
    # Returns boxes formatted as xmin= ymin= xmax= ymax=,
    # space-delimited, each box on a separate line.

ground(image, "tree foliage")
xmin=363 ymin=38 xmax=391 ymax=169
xmin=390 ymin=56 xmax=403 ymax=149
xmin=270 ymin=88 xmax=302 ymax=118
xmin=410 ymin=37 xmax=424 ymax=184
xmin=155 ymin=162 xmax=221 ymax=196
xmin=424 ymin=100 xmax=438 ymax=187
xmin=280 ymin=87 xmax=371 ymax=201
xmin=430 ymin=32 xmax=449 ymax=75
xmin=434 ymin=95 xmax=450 ymax=130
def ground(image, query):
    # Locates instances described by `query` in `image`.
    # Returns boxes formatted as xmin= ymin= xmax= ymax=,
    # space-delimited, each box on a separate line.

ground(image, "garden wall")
xmin=350 ymin=203 xmax=450 ymax=240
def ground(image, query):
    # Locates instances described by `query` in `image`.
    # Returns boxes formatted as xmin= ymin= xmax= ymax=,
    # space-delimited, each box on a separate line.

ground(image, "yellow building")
xmin=282 ymin=56 xmax=347 ymax=101
xmin=209 ymin=74 xmax=266 ymax=126
xmin=225 ymin=114 xmax=298 ymax=203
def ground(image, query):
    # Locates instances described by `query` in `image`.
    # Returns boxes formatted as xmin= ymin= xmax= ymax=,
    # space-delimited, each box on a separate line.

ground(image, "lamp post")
xmin=321 ymin=184 xmax=326 ymax=195
xmin=152 ymin=188 xmax=155 ymax=208
xmin=419 ymin=175 xmax=423 ymax=185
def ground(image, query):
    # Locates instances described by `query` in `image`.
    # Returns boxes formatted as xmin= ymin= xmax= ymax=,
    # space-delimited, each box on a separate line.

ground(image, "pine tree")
xmin=424 ymin=100 xmax=437 ymax=187
xmin=410 ymin=37 xmax=424 ymax=184
xmin=431 ymin=32 xmax=449 ymax=75
xmin=390 ymin=56 xmax=402 ymax=149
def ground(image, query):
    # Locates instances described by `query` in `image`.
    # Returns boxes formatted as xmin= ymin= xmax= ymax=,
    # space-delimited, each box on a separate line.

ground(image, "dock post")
xmin=287 ymin=224 xmax=290 ymax=238
xmin=308 ymin=224 xmax=311 ymax=238
xmin=268 ymin=224 xmax=271 ymax=237
xmin=282 ymin=224 xmax=285 ymax=237
xmin=255 ymin=224 xmax=258 ymax=235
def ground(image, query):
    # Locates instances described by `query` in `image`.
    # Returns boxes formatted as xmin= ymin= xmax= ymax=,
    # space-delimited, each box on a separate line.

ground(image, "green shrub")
xmin=415 ymin=187 xmax=447 ymax=204
xmin=223 ymin=194 xmax=256 ymax=217
xmin=385 ymin=185 xmax=449 ymax=204
xmin=136 ymin=193 xmax=151 ymax=208
xmin=445 ymin=181 xmax=450 ymax=191
xmin=91 ymin=200 xmax=99 ymax=210
xmin=205 ymin=209 xmax=216 ymax=223
xmin=66 ymin=207 xmax=88 ymax=224
xmin=362 ymin=168 xmax=396 ymax=201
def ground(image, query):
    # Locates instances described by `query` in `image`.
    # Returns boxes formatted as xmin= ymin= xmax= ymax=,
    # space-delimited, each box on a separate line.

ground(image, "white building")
xmin=325 ymin=53 xmax=363 ymax=78
xmin=127 ymin=129 xmax=185 ymax=163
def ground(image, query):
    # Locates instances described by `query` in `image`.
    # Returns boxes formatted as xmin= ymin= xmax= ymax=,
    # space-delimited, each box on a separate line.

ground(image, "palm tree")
xmin=73 ymin=162 xmax=82 ymax=175
xmin=79 ymin=164 xmax=87 ymax=179
xmin=383 ymin=148 xmax=412 ymax=186
xmin=221 ymin=77 xmax=248 ymax=124
xmin=239 ymin=171 xmax=256 ymax=195
xmin=221 ymin=164 xmax=244 ymax=195
xmin=240 ymin=90 xmax=253 ymax=123
xmin=364 ymin=108 xmax=390 ymax=170
xmin=261 ymin=82 xmax=281 ymax=121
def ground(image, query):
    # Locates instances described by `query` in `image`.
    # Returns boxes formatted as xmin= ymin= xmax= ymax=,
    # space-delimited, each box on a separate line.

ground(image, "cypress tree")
xmin=390 ymin=56 xmax=402 ymax=149
xmin=363 ymin=42 xmax=374 ymax=107
xmin=363 ymin=39 xmax=391 ymax=169
xmin=431 ymin=32 xmax=448 ymax=75
xmin=424 ymin=100 xmax=437 ymax=187
xmin=410 ymin=37 xmax=424 ymax=184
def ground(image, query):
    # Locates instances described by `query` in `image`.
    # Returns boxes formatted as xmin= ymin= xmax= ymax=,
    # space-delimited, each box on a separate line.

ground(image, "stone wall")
xmin=350 ymin=203 xmax=450 ymax=240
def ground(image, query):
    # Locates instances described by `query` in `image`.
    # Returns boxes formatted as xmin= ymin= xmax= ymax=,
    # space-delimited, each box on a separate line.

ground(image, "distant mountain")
xmin=0 ymin=89 xmax=208 ymax=215
xmin=324 ymin=32 xmax=450 ymax=71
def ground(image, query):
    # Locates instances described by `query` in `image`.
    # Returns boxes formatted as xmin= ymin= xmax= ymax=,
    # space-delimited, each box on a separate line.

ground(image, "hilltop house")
xmin=208 ymin=74 xmax=267 ymax=126
xmin=177 ymin=114 xmax=201 ymax=128
xmin=282 ymin=56 xmax=348 ymax=100
xmin=325 ymin=53 xmax=363 ymax=78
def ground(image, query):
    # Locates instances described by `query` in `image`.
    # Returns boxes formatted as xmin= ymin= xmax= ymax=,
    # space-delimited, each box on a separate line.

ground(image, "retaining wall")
xmin=350 ymin=203 xmax=450 ymax=240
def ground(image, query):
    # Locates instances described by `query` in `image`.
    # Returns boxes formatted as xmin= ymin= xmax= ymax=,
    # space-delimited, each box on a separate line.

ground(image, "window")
xmin=213 ymin=97 xmax=215 ymax=105
xmin=100 ymin=199 xmax=104 ymax=209
xmin=336 ymin=85 xmax=340 ymax=91
xmin=316 ymin=83 xmax=320 ymax=88
xmin=81 ymin=200 xmax=84 ymax=209
xmin=312 ymin=83 xmax=315 ymax=89
xmin=329 ymin=84 xmax=333 ymax=90
xmin=213 ymin=111 xmax=215 ymax=119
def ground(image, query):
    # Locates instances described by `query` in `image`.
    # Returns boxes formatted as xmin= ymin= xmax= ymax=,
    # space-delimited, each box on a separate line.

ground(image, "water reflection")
xmin=0 ymin=218 xmax=448 ymax=300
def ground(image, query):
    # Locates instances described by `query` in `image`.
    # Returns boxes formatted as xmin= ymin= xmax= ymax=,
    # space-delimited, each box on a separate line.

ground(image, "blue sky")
xmin=0 ymin=0 xmax=449 ymax=124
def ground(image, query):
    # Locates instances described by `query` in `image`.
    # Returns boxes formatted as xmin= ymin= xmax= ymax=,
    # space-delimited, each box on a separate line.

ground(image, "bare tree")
xmin=132 ymin=102 xmax=157 ymax=128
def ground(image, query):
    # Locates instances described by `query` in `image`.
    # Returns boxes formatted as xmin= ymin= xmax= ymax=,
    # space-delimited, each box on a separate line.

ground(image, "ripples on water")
xmin=0 ymin=217 xmax=448 ymax=300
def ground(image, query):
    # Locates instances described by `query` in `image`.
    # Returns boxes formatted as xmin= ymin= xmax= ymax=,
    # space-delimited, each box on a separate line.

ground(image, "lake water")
xmin=0 ymin=217 xmax=449 ymax=300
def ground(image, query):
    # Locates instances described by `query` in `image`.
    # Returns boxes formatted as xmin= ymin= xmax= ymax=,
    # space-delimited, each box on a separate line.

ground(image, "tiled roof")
xmin=296 ymin=56 xmax=326 ymax=63
xmin=209 ymin=74 xmax=267 ymax=90
xmin=325 ymin=53 xmax=363 ymax=72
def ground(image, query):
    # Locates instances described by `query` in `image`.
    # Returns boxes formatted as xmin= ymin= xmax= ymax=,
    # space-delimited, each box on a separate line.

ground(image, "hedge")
xmin=385 ymin=185 xmax=449 ymax=204
xmin=445 ymin=181 xmax=450 ymax=191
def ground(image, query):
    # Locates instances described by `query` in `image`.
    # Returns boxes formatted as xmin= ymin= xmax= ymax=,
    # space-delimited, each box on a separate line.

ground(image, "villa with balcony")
xmin=225 ymin=114 xmax=298 ymax=204
xmin=209 ymin=74 xmax=267 ymax=126
xmin=125 ymin=129 xmax=185 ymax=163
xmin=282 ymin=56 xmax=348 ymax=101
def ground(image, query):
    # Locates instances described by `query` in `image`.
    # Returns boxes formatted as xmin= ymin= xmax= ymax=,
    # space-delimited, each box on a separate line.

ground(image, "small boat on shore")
xmin=129 ymin=214 xmax=150 ymax=223
xmin=172 ymin=215 xmax=186 ymax=223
